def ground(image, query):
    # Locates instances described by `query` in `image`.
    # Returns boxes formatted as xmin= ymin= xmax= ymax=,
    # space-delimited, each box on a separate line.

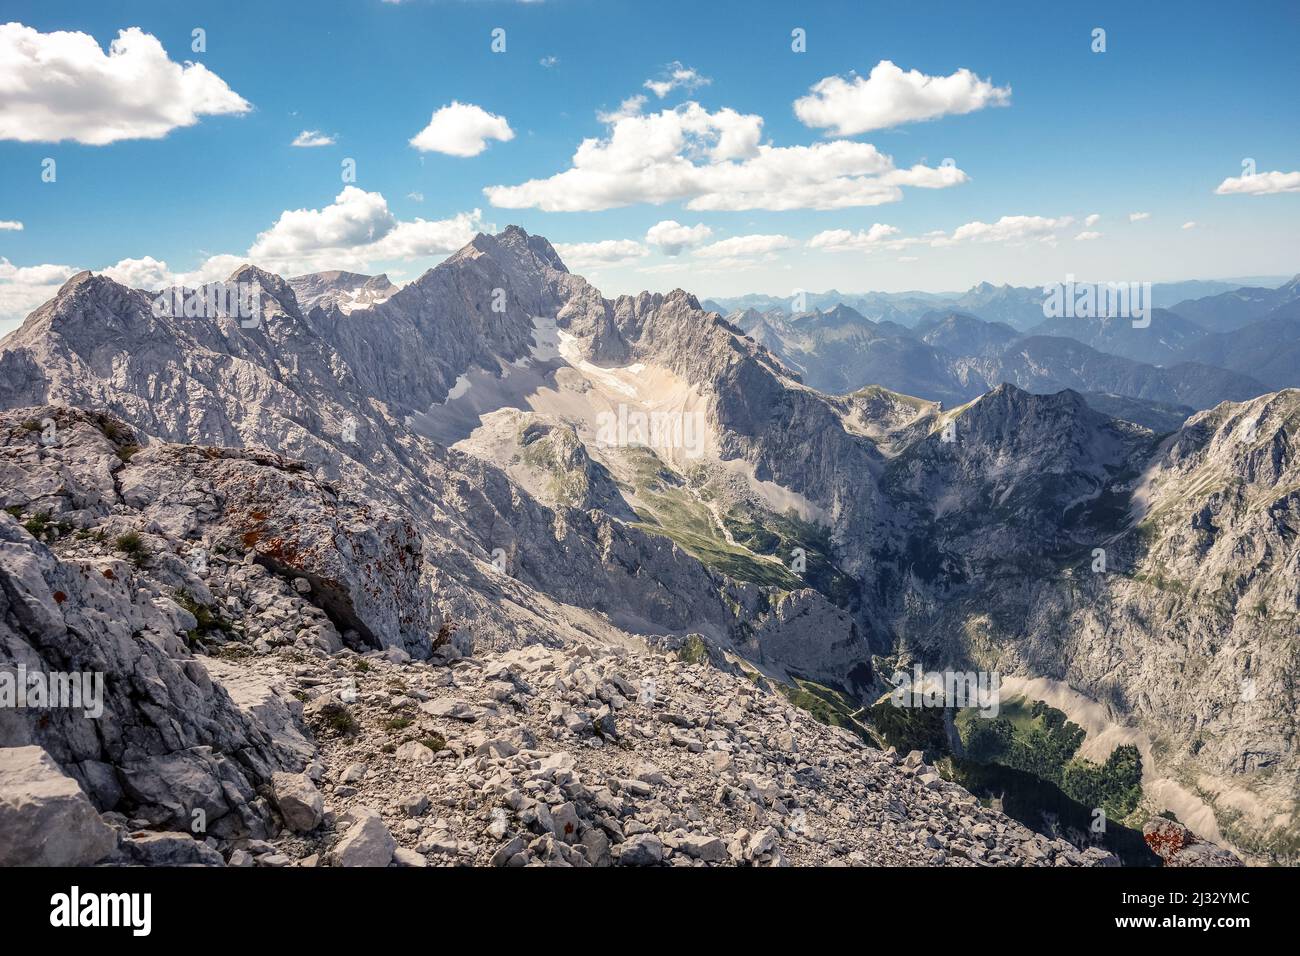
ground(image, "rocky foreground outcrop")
xmin=0 ymin=406 xmax=1111 ymax=866
xmin=231 ymin=637 xmax=1116 ymax=868
xmin=1143 ymin=818 xmax=1241 ymax=867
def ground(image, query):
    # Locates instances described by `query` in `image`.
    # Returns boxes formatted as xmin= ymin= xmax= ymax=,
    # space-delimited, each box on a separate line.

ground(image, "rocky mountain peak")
xmin=56 ymin=269 xmax=98 ymax=296
xmin=287 ymin=270 xmax=397 ymax=313
xmin=817 ymin=303 xmax=869 ymax=323
xmin=450 ymin=226 xmax=569 ymax=278
xmin=663 ymin=287 xmax=703 ymax=312
xmin=961 ymin=382 xmax=1100 ymax=434
xmin=226 ymin=262 xmax=279 ymax=286
xmin=10 ymin=270 xmax=154 ymax=349
xmin=296 ymin=269 xmax=372 ymax=285
xmin=503 ymin=224 xmax=569 ymax=273
xmin=50 ymin=269 xmax=135 ymax=308
xmin=223 ymin=264 xmax=300 ymax=311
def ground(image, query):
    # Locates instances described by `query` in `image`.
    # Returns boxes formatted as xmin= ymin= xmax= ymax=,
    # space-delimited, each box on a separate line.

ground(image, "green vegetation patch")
xmin=173 ymin=588 xmax=241 ymax=646
xmin=955 ymin=697 xmax=1142 ymax=819
xmin=677 ymin=634 xmax=709 ymax=665
xmin=20 ymin=510 xmax=74 ymax=539
xmin=625 ymin=446 xmax=857 ymax=604
xmin=780 ymin=677 xmax=873 ymax=742
xmin=113 ymin=531 xmax=149 ymax=567
xmin=867 ymin=694 xmax=948 ymax=760
xmin=519 ymin=424 xmax=592 ymax=507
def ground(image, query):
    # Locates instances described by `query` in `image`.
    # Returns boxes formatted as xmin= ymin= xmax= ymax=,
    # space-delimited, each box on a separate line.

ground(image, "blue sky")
xmin=1 ymin=0 xmax=1297 ymax=332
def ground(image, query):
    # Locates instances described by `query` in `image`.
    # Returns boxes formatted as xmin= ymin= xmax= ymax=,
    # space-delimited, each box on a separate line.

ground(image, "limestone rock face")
xmin=112 ymin=830 xmax=225 ymax=867
xmin=875 ymin=386 xmax=1300 ymax=855
xmin=0 ymin=745 xmax=117 ymax=866
xmin=0 ymin=409 xmax=325 ymax=837
xmin=0 ymin=237 xmax=860 ymax=686
xmin=286 ymin=271 xmax=396 ymax=314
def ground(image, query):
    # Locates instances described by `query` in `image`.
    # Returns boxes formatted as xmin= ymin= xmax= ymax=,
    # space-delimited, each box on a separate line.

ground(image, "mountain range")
xmin=720 ymin=275 xmax=1300 ymax=431
xmin=1 ymin=227 xmax=1295 ymax=868
xmin=704 ymin=275 xmax=1297 ymax=330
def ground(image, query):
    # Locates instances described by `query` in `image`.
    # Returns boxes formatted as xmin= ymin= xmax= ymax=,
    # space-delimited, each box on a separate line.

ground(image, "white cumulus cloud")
xmin=693 ymin=234 xmax=795 ymax=259
xmin=644 ymin=220 xmax=713 ymax=255
xmin=409 ymin=102 xmax=514 ymax=157
xmin=801 ymin=214 xmax=1074 ymax=253
xmin=1214 ymin=170 xmax=1300 ymax=196
xmin=248 ymin=187 xmax=397 ymax=264
xmin=174 ymin=255 xmax=251 ymax=287
xmin=291 ymin=130 xmax=335 ymax=147
xmin=644 ymin=62 xmax=710 ymax=99
xmin=245 ymin=187 xmax=485 ymax=273
xmin=0 ymin=221 xmax=22 ymax=231
xmin=1129 ymin=211 xmax=1150 ymax=222
xmin=100 ymin=256 xmax=178 ymax=290
xmin=0 ymin=23 xmax=250 ymax=145
xmin=806 ymin=224 xmax=901 ymax=252
xmin=794 ymin=60 xmax=1010 ymax=136
xmin=1074 ymin=231 xmax=1102 ymax=241
xmin=933 ymin=215 xmax=1074 ymax=247
xmin=484 ymin=102 xmax=966 ymax=212
xmin=554 ymin=239 xmax=648 ymax=268
xmin=597 ymin=95 xmax=647 ymax=123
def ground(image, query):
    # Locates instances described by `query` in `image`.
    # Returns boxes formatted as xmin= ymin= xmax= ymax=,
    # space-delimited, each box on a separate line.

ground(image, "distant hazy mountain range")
xmin=703 ymin=276 xmax=1296 ymax=330
xmin=716 ymin=274 xmax=1300 ymax=431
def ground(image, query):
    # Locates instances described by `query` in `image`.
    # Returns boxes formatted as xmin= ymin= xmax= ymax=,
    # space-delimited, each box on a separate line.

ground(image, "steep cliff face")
xmin=880 ymin=386 xmax=1151 ymax=572
xmin=562 ymin=287 xmax=894 ymax=585
xmin=871 ymin=385 xmax=1300 ymax=857
xmin=1113 ymin=394 xmax=1299 ymax=833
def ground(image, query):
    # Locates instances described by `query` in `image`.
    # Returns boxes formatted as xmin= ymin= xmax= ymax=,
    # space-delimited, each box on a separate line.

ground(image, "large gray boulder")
xmin=271 ymin=771 xmax=323 ymax=833
xmin=331 ymin=809 xmax=396 ymax=867
xmin=0 ymin=745 xmax=117 ymax=866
